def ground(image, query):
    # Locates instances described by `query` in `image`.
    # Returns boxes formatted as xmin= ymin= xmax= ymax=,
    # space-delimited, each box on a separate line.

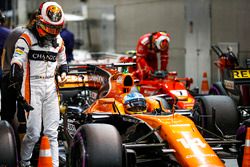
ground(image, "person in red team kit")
xmin=135 ymin=31 xmax=170 ymax=80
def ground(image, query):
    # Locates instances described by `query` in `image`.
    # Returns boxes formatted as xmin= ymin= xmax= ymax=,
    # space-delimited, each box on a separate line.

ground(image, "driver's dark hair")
xmin=26 ymin=9 xmax=39 ymax=29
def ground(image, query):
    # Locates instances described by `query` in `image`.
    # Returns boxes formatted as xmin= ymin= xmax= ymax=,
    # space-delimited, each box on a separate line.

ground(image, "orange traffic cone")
xmin=242 ymin=127 xmax=250 ymax=167
xmin=37 ymin=135 xmax=53 ymax=167
xmin=201 ymin=72 xmax=209 ymax=94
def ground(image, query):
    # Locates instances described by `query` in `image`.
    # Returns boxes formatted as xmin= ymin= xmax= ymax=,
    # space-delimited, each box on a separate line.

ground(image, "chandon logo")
xmin=28 ymin=50 xmax=57 ymax=62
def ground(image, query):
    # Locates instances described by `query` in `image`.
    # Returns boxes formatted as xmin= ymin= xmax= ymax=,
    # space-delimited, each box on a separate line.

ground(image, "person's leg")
xmin=20 ymin=83 xmax=42 ymax=166
xmin=43 ymin=82 xmax=60 ymax=167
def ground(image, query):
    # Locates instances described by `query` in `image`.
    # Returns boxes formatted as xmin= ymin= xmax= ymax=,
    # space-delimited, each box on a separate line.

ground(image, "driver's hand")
xmin=57 ymin=72 xmax=67 ymax=86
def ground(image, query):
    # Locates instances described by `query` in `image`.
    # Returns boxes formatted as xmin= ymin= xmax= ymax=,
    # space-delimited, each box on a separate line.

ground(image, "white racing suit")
xmin=11 ymin=28 xmax=67 ymax=167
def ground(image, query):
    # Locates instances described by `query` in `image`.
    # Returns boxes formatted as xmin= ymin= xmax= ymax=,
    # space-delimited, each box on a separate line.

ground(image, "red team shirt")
xmin=135 ymin=32 xmax=170 ymax=80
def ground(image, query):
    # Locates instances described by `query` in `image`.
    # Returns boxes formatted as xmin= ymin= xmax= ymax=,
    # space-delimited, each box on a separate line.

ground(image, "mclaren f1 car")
xmin=119 ymin=52 xmax=240 ymax=139
xmin=58 ymin=63 xmax=241 ymax=167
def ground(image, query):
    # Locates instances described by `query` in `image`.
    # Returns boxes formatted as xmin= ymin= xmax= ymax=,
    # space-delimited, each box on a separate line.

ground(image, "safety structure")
xmin=37 ymin=135 xmax=53 ymax=167
xmin=242 ymin=127 xmax=250 ymax=167
xmin=201 ymin=72 xmax=209 ymax=94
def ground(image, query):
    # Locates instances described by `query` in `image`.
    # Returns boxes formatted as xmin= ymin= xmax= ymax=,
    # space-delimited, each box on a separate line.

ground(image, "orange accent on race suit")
xmin=20 ymin=34 xmax=32 ymax=104
xmin=20 ymin=33 xmax=32 ymax=46
xmin=24 ymin=61 xmax=31 ymax=104
xmin=59 ymin=41 xmax=64 ymax=52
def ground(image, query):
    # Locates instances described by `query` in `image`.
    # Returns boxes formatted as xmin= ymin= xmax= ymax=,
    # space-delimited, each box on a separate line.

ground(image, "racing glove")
xmin=57 ymin=72 xmax=67 ymax=86
xmin=10 ymin=63 xmax=23 ymax=90
xmin=10 ymin=64 xmax=34 ymax=112
xmin=57 ymin=64 xmax=68 ymax=85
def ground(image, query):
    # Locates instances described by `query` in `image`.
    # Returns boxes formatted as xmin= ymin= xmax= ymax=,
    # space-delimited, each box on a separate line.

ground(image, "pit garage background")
xmin=1 ymin=0 xmax=250 ymax=91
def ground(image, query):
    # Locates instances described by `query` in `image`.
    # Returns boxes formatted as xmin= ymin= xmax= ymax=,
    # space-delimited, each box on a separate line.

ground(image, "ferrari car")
xmin=58 ymin=63 xmax=241 ymax=167
xmin=118 ymin=50 xmax=195 ymax=110
xmin=119 ymin=52 xmax=240 ymax=139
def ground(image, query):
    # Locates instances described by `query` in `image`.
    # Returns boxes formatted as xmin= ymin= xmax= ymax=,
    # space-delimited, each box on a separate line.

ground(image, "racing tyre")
xmin=71 ymin=123 xmax=123 ymax=167
xmin=193 ymin=95 xmax=239 ymax=137
xmin=0 ymin=120 xmax=18 ymax=167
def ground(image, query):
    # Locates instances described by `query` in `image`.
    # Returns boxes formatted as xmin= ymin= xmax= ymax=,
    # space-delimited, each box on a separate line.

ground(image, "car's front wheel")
xmin=193 ymin=95 xmax=239 ymax=137
xmin=71 ymin=123 xmax=123 ymax=167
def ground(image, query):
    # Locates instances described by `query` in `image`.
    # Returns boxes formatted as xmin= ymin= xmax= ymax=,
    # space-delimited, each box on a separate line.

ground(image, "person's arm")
xmin=57 ymin=37 xmax=68 ymax=84
xmin=136 ymin=43 xmax=153 ymax=79
xmin=10 ymin=33 xmax=30 ymax=80
xmin=160 ymin=50 xmax=169 ymax=71
xmin=10 ymin=33 xmax=34 ymax=112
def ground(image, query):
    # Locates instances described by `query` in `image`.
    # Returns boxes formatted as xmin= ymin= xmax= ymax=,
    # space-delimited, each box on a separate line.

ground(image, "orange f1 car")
xmin=119 ymin=52 xmax=240 ymax=138
xmin=58 ymin=63 xmax=240 ymax=167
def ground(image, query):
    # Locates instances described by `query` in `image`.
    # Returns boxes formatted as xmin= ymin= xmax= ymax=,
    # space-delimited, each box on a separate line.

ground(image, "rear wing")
xmin=60 ymin=63 xmax=136 ymax=93
xmin=211 ymin=45 xmax=223 ymax=57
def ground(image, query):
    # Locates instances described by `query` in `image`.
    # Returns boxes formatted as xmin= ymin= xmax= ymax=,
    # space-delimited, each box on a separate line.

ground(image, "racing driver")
xmin=10 ymin=2 xmax=67 ymax=167
xmin=135 ymin=31 xmax=170 ymax=80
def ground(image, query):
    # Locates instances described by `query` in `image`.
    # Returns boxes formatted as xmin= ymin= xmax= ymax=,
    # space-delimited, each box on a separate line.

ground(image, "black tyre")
xmin=71 ymin=123 xmax=123 ymax=167
xmin=193 ymin=95 xmax=239 ymax=137
xmin=0 ymin=120 xmax=18 ymax=167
